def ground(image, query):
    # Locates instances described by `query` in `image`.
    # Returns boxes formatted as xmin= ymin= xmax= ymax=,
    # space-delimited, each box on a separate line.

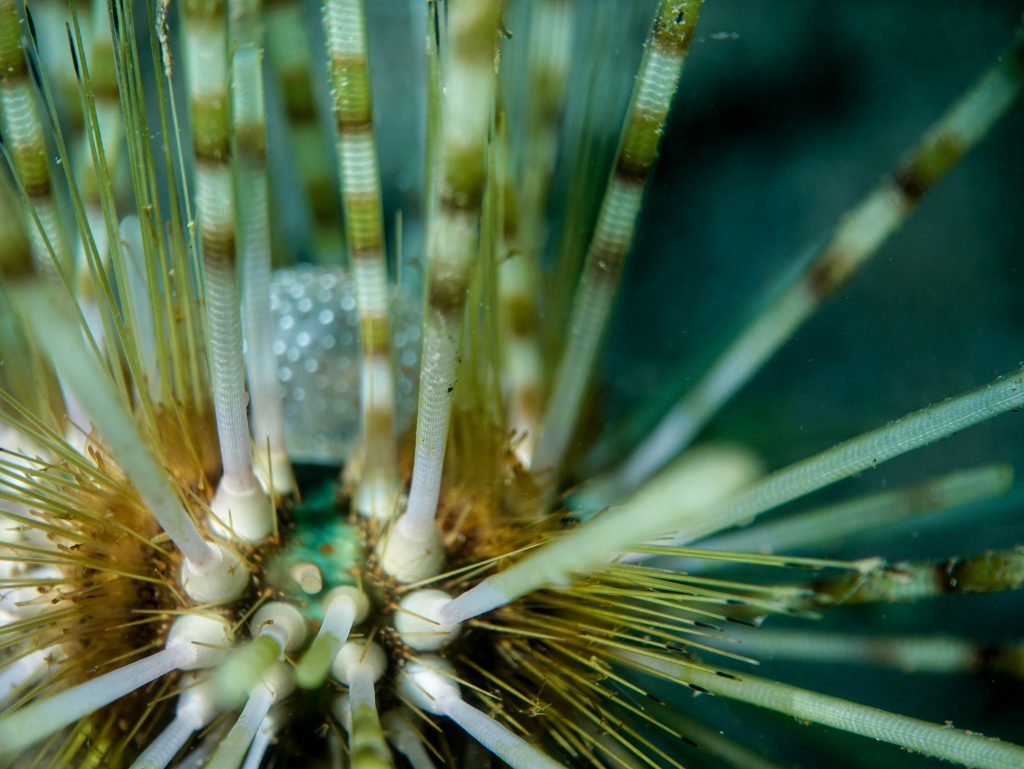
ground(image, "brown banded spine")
xmin=892 ymin=133 xmax=966 ymax=204
xmin=428 ymin=270 xmax=470 ymax=319
xmin=234 ymin=122 xmax=266 ymax=164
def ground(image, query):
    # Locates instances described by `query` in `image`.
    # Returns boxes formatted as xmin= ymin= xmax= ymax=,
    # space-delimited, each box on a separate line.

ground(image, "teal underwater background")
xmin=600 ymin=3 xmax=1024 ymax=767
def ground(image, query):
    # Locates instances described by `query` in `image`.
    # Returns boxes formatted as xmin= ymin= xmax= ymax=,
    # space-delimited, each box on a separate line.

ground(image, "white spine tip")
xmin=440 ymin=580 xmax=506 ymax=626
xmin=331 ymin=640 xmax=388 ymax=685
xmin=289 ymin=562 xmax=324 ymax=595
xmin=396 ymin=589 xmax=461 ymax=651
xmin=167 ymin=614 xmax=234 ymax=670
xmin=251 ymin=602 xmax=309 ymax=653
xmin=326 ymin=585 xmax=371 ymax=624
xmin=397 ymin=657 xmax=459 ymax=716
xmin=378 ymin=521 xmax=445 ymax=582
xmin=180 ymin=543 xmax=250 ymax=605
xmin=209 ymin=477 xmax=275 ymax=544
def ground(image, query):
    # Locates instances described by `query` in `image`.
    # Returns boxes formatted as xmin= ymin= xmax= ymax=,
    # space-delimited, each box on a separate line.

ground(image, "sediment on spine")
xmin=589 ymin=24 xmax=1024 ymax=504
xmin=803 ymin=545 xmax=1024 ymax=609
xmin=323 ymin=0 xmax=399 ymax=520
xmin=531 ymin=0 xmax=704 ymax=487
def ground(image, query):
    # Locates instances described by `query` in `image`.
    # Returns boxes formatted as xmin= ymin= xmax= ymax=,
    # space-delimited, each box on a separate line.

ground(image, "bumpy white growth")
xmin=289 ymin=561 xmax=324 ymax=594
xmin=398 ymin=658 xmax=566 ymax=769
xmin=332 ymin=640 xmax=387 ymax=691
xmin=0 ymin=614 xmax=231 ymax=756
xmin=445 ymin=368 xmax=1024 ymax=624
xmin=209 ymin=476 xmax=276 ymax=544
xmin=130 ymin=677 xmax=218 ymax=769
xmin=395 ymin=589 xmax=461 ymax=651
xmin=216 ymin=601 xmax=308 ymax=708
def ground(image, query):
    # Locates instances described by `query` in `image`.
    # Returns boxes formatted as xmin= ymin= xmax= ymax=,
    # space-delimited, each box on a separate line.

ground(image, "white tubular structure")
xmin=381 ymin=0 xmax=501 ymax=580
xmin=240 ymin=711 xmax=277 ymax=769
xmin=0 ymin=614 xmax=231 ymax=756
xmin=183 ymin=0 xmax=273 ymax=544
xmin=332 ymin=641 xmax=391 ymax=767
xmin=399 ymin=658 xmax=566 ymax=769
xmin=629 ymin=653 xmax=1024 ymax=769
xmin=6 ymin=273 xmax=247 ymax=604
xmin=295 ymin=586 xmax=368 ymax=689
xmin=531 ymin=0 xmax=703 ymax=485
xmin=444 ymin=367 xmax=1024 ymax=624
xmin=395 ymin=589 xmax=461 ymax=652
xmin=129 ymin=677 xmax=219 ymax=769
xmin=205 ymin=663 xmax=294 ymax=769
xmin=323 ymin=0 xmax=400 ymax=520
xmin=586 ymin=25 xmax=1024 ymax=504
xmin=215 ymin=602 xmax=307 ymax=706
xmin=233 ymin=35 xmax=293 ymax=497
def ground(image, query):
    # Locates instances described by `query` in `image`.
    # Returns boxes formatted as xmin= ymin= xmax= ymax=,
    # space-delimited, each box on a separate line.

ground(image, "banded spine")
xmin=591 ymin=25 xmax=1024 ymax=503
xmin=323 ymin=0 xmax=399 ymax=520
xmin=627 ymin=652 xmax=1024 ymax=769
xmin=0 ymin=0 xmax=68 ymax=274
xmin=497 ymin=0 xmax=574 ymax=464
xmin=381 ymin=0 xmax=501 ymax=580
xmin=183 ymin=0 xmax=272 ymax=542
xmin=231 ymin=0 xmax=294 ymax=496
xmin=532 ymin=0 xmax=704 ymax=484
xmin=264 ymin=0 xmax=343 ymax=260
xmin=444 ymin=366 xmax=1024 ymax=624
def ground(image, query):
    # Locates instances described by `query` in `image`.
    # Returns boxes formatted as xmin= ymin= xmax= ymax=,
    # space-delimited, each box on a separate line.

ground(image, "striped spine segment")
xmin=387 ymin=0 xmax=501 ymax=565
xmin=265 ymin=0 xmax=343 ymax=260
xmin=232 ymin=0 xmax=294 ymax=495
xmin=596 ymin=25 xmax=1024 ymax=502
xmin=183 ymin=0 xmax=270 ymax=538
xmin=531 ymin=0 xmax=704 ymax=483
xmin=498 ymin=0 xmax=574 ymax=464
xmin=323 ymin=0 xmax=399 ymax=519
